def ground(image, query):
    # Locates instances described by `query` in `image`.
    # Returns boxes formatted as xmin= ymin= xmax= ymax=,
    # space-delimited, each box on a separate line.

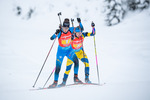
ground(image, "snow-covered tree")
xmin=103 ymin=0 xmax=150 ymax=26
xmin=103 ymin=0 xmax=126 ymax=26
xmin=127 ymin=0 xmax=150 ymax=11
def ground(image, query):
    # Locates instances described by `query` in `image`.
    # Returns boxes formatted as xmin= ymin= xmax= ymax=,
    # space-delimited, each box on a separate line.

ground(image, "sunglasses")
xmin=62 ymin=27 xmax=69 ymax=32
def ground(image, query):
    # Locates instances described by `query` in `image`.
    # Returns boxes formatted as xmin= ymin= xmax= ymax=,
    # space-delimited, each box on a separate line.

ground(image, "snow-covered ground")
xmin=0 ymin=0 xmax=150 ymax=100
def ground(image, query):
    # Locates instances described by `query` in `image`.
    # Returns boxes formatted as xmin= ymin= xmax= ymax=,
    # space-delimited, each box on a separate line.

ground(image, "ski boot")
xmin=85 ymin=78 xmax=91 ymax=83
xmin=48 ymin=80 xmax=58 ymax=88
xmin=58 ymin=79 xmax=66 ymax=87
xmin=85 ymin=74 xmax=91 ymax=83
xmin=74 ymin=74 xmax=83 ymax=84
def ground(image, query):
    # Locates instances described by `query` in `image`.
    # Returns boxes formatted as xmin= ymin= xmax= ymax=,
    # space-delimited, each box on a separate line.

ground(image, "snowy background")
xmin=0 ymin=0 xmax=150 ymax=100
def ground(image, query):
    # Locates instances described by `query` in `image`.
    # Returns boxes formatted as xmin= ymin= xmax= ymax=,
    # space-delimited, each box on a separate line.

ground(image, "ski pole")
xmin=33 ymin=12 xmax=62 ymax=88
xmin=43 ymin=67 xmax=56 ymax=88
xmin=92 ymin=25 xmax=100 ymax=84
xmin=71 ymin=18 xmax=74 ymax=27
xmin=58 ymin=12 xmax=62 ymax=27
xmin=71 ymin=18 xmax=76 ymax=36
xmin=32 ymin=38 xmax=57 ymax=88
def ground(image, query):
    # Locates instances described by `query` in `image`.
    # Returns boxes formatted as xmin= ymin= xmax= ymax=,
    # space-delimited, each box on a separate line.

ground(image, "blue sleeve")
xmin=50 ymin=34 xmax=57 ymax=40
xmin=50 ymin=31 xmax=61 ymax=40
xmin=57 ymin=32 xmax=61 ymax=38
xmin=69 ymin=27 xmax=74 ymax=33
xmin=69 ymin=22 xmax=83 ymax=33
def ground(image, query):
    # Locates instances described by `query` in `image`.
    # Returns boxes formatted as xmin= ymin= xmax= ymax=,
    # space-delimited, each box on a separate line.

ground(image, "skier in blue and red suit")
xmin=49 ymin=18 xmax=83 ymax=88
xmin=58 ymin=22 xmax=96 ymax=87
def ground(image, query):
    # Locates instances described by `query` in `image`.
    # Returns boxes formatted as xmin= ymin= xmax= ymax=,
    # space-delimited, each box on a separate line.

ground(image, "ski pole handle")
xmin=91 ymin=21 xmax=95 ymax=27
xmin=91 ymin=21 xmax=96 ymax=36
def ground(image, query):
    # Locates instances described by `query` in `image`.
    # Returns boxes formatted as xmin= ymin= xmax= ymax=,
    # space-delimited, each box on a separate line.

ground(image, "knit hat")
xmin=75 ymin=27 xmax=81 ymax=32
xmin=63 ymin=18 xmax=70 ymax=27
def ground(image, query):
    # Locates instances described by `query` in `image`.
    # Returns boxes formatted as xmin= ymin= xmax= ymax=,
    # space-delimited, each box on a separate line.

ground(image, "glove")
xmin=77 ymin=18 xmax=81 ymax=23
xmin=91 ymin=22 xmax=95 ymax=27
xmin=71 ymin=34 xmax=75 ymax=40
xmin=55 ymin=29 xmax=60 ymax=35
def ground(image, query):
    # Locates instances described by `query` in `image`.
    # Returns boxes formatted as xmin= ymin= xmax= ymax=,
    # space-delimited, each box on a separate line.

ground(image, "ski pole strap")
xmin=92 ymin=27 xmax=95 ymax=35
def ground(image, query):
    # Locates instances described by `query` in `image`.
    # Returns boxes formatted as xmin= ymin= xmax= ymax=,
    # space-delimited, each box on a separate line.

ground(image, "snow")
xmin=0 ymin=0 xmax=150 ymax=100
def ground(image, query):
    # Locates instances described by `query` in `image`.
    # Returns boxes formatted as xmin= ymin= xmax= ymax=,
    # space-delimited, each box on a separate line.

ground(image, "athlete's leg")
xmin=63 ymin=58 xmax=73 ymax=81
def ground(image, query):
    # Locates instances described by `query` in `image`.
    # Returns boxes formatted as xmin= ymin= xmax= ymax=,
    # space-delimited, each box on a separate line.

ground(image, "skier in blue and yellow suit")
xmin=49 ymin=18 xmax=84 ymax=88
xmin=58 ymin=22 xmax=96 ymax=86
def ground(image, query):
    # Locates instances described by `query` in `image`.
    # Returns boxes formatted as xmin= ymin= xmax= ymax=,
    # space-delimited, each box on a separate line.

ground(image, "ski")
xmin=30 ymin=83 xmax=106 ymax=91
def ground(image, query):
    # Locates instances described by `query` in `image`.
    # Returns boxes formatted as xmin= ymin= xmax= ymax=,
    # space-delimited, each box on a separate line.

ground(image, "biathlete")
xmin=59 ymin=22 xmax=96 ymax=86
xmin=49 ymin=18 xmax=83 ymax=88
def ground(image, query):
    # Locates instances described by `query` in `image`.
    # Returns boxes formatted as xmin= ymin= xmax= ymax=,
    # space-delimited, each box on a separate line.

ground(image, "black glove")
xmin=71 ymin=34 xmax=75 ymax=40
xmin=77 ymin=18 xmax=81 ymax=23
xmin=91 ymin=22 xmax=95 ymax=27
xmin=55 ymin=29 xmax=60 ymax=35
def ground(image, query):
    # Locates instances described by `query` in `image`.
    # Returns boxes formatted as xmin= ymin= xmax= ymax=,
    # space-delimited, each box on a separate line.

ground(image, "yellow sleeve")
xmin=87 ymin=32 xmax=92 ymax=37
